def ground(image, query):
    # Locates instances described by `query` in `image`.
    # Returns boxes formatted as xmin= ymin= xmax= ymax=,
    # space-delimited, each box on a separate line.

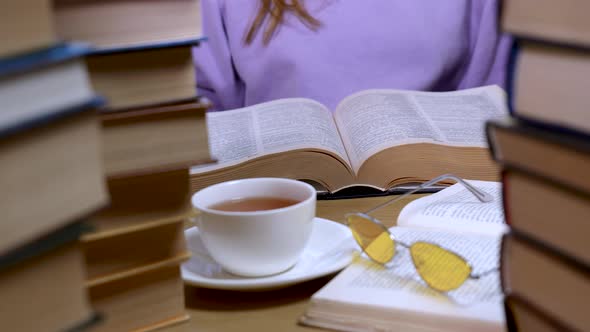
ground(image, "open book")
xmin=301 ymin=180 xmax=507 ymax=332
xmin=190 ymin=86 xmax=507 ymax=193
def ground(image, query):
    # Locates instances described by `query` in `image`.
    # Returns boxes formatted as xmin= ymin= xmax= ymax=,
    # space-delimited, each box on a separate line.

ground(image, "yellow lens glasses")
xmin=347 ymin=214 xmax=395 ymax=264
xmin=409 ymin=241 xmax=472 ymax=292
xmin=344 ymin=174 xmax=496 ymax=292
xmin=346 ymin=213 xmax=473 ymax=292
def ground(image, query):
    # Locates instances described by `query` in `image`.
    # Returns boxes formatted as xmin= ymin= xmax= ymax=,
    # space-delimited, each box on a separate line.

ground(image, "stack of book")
xmin=51 ymin=0 xmax=212 ymax=331
xmin=487 ymin=1 xmax=590 ymax=331
xmin=0 ymin=13 xmax=108 ymax=332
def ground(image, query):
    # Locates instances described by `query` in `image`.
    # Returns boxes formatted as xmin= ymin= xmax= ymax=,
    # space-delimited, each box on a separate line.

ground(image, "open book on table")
xmin=190 ymin=86 xmax=507 ymax=193
xmin=301 ymin=180 xmax=507 ymax=332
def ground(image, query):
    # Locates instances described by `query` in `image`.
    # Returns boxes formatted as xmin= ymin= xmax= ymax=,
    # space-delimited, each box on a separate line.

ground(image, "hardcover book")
xmin=487 ymin=118 xmax=590 ymax=195
xmin=509 ymin=41 xmax=590 ymax=135
xmin=54 ymin=0 xmax=204 ymax=52
xmin=0 ymin=222 xmax=99 ymax=332
xmin=86 ymin=41 xmax=199 ymax=110
xmin=191 ymin=85 xmax=507 ymax=193
xmin=1 ymin=0 xmax=56 ymax=57
xmin=502 ymin=169 xmax=590 ymax=265
xmin=501 ymin=233 xmax=589 ymax=332
xmin=301 ymin=181 xmax=507 ymax=332
xmin=89 ymin=168 xmax=192 ymax=235
xmin=83 ymin=219 xmax=188 ymax=283
xmin=0 ymin=43 xmax=96 ymax=134
xmin=88 ymin=257 xmax=189 ymax=332
xmin=505 ymin=295 xmax=574 ymax=332
xmin=101 ymin=99 xmax=212 ymax=178
xmin=0 ymin=102 xmax=108 ymax=255
xmin=502 ymin=0 xmax=590 ymax=48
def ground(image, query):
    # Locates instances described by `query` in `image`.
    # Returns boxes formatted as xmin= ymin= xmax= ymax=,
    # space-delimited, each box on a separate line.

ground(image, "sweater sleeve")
xmin=457 ymin=0 xmax=512 ymax=90
xmin=192 ymin=0 xmax=244 ymax=111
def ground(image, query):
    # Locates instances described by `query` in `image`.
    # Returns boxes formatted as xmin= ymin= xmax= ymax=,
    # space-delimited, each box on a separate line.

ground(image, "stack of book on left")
xmin=51 ymin=0 xmax=212 ymax=331
xmin=0 ymin=8 xmax=108 ymax=331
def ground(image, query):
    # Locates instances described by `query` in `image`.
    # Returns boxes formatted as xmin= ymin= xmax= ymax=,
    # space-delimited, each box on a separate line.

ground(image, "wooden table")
xmin=166 ymin=194 xmax=427 ymax=332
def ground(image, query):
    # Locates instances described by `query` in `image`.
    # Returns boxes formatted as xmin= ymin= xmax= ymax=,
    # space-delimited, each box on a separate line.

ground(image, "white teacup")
xmin=191 ymin=178 xmax=316 ymax=277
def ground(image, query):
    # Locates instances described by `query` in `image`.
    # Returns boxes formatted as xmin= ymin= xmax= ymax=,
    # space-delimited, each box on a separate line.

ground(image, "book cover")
xmin=0 ymin=96 xmax=104 ymax=139
xmin=0 ymin=221 xmax=93 ymax=270
xmin=89 ymin=37 xmax=207 ymax=56
xmin=0 ymin=42 xmax=91 ymax=78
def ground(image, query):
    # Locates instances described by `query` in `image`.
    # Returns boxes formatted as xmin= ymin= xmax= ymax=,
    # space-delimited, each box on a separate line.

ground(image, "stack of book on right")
xmin=486 ymin=1 xmax=590 ymax=331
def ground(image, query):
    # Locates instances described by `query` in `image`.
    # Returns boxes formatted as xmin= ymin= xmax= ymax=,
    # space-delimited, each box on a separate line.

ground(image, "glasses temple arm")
xmin=362 ymin=174 xmax=493 ymax=215
xmin=470 ymin=267 xmax=498 ymax=279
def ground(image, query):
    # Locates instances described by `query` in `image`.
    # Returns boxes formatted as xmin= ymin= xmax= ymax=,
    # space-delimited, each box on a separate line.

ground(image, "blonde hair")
xmin=245 ymin=0 xmax=321 ymax=45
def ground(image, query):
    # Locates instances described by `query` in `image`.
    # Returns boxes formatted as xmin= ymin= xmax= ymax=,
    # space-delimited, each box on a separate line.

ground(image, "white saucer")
xmin=181 ymin=217 xmax=356 ymax=291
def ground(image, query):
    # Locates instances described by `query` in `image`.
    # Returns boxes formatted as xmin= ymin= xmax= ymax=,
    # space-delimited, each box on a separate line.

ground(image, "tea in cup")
xmin=191 ymin=178 xmax=316 ymax=277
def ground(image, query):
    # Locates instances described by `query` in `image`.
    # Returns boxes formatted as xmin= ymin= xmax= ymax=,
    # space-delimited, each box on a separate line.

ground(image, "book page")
xmin=333 ymin=86 xmax=507 ymax=173
xmin=397 ymin=180 xmax=507 ymax=236
xmin=308 ymin=227 xmax=504 ymax=332
xmin=191 ymin=98 xmax=350 ymax=172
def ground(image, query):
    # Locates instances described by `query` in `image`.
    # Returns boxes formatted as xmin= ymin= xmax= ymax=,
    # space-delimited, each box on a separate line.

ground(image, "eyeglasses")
xmin=345 ymin=174 xmax=497 ymax=292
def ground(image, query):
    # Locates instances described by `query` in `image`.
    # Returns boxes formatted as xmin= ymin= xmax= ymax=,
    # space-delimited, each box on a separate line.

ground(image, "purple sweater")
xmin=193 ymin=0 xmax=512 ymax=111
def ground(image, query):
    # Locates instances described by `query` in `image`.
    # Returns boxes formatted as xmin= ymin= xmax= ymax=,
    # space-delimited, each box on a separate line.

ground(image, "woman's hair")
xmin=245 ymin=0 xmax=320 ymax=45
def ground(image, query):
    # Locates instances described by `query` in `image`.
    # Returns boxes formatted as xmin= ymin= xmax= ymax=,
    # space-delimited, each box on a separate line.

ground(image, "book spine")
xmin=499 ymin=232 xmax=510 ymax=295
xmin=501 ymin=0 xmax=590 ymax=51
xmin=484 ymin=120 xmax=502 ymax=164
xmin=504 ymin=295 xmax=577 ymax=332
xmin=502 ymin=232 xmax=590 ymax=290
xmin=509 ymin=35 xmax=590 ymax=54
xmin=503 ymin=167 xmax=590 ymax=205
xmin=503 ymin=38 xmax=590 ymax=139
xmin=0 ymin=42 xmax=92 ymax=77
xmin=505 ymin=39 xmax=520 ymax=116
xmin=503 ymin=296 xmax=517 ymax=332
xmin=500 ymin=170 xmax=512 ymax=226
xmin=501 ymin=232 xmax=590 ymax=332
xmin=64 ymin=312 xmax=103 ymax=332
xmin=0 ymin=221 xmax=94 ymax=271
xmin=486 ymin=120 xmax=590 ymax=196
xmin=510 ymin=114 xmax=590 ymax=142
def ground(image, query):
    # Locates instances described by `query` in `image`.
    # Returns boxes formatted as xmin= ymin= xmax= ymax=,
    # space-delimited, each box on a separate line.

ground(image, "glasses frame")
xmin=344 ymin=174 xmax=497 ymax=291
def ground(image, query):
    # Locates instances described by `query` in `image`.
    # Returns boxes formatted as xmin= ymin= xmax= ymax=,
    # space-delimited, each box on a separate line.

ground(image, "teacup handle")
xmin=185 ymin=211 xmax=220 ymax=266
xmin=190 ymin=245 xmax=219 ymax=266
xmin=188 ymin=209 xmax=201 ymax=226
